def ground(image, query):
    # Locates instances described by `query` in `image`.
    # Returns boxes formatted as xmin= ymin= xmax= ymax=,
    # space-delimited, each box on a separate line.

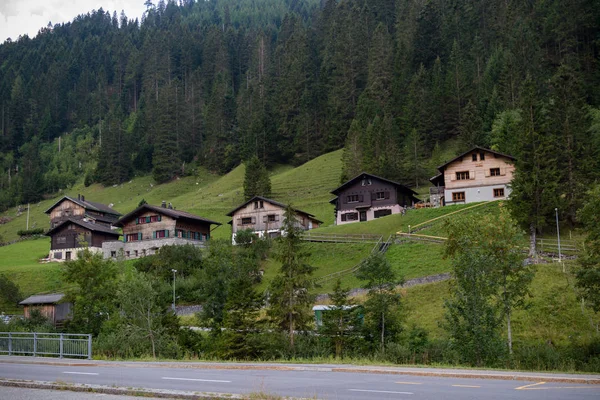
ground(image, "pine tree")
xmin=319 ymin=279 xmax=359 ymax=359
xmin=152 ymin=83 xmax=181 ymax=183
xmin=268 ymin=205 xmax=315 ymax=350
xmin=243 ymin=155 xmax=271 ymax=200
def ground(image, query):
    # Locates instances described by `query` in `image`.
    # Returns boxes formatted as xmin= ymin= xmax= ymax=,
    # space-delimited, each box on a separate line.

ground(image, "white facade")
xmin=49 ymin=246 xmax=102 ymax=262
xmin=445 ymin=184 xmax=511 ymax=205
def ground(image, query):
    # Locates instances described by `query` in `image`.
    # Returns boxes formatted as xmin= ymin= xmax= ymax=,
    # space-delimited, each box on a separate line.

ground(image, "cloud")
xmin=0 ymin=0 xmax=19 ymax=20
xmin=30 ymin=6 xmax=47 ymax=17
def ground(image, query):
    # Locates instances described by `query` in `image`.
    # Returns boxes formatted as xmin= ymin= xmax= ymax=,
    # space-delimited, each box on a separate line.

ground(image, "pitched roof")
xmin=330 ymin=172 xmax=419 ymax=196
xmin=44 ymin=196 xmax=121 ymax=216
xmin=20 ymin=293 xmax=65 ymax=305
xmin=435 ymin=146 xmax=516 ymax=171
xmin=113 ymin=204 xmax=222 ymax=228
xmin=226 ymin=196 xmax=323 ymax=223
xmin=45 ymin=217 xmax=121 ymax=237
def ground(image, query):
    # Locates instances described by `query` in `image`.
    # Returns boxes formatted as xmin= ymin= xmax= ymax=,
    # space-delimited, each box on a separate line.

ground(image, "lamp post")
xmin=555 ymin=208 xmax=561 ymax=263
xmin=171 ymin=269 xmax=177 ymax=311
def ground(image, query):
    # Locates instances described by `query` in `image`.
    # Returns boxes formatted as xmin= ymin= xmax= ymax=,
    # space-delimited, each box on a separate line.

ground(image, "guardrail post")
xmin=59 ymin=333 xmax=64 ymax=359
xmin=33 ymin=333 xmax=37 ymax=357
xmin=8 ymin=333 xmax=11 ymax=356
xmin=87 ymin=334 xmax=92 ymax=360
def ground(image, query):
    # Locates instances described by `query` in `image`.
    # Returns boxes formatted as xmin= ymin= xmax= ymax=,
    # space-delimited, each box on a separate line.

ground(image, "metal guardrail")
xmin=0 ymin=332 xmax=92 ymax=359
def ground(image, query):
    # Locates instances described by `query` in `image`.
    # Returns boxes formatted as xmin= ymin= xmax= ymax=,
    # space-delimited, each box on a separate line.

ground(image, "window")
xmin=66 ymin=251 xmax=72 ymax=260
xmin=111 ymin=251 xmax=117 ymax=258
xmin=54 ymin=252 xmax=62 ymax=259
xmin=494 ymin=188 xmax=505 ymax=197
xmin=138 ymin=215 xmax=161 ymax=224
xmin=480 ymin=152 xmax=485 ymax=161
xmin=134 ymin=250 xmax=139 ymax=257
xmin=241 ymin=217 xmax=253 ymax=225
xmin=472 ymin=153 xmax=477 ymax=162
xmin=57 ymin=236 xmax=67 ymax=244
xmin=347 ymin=194 xmax=359 ymax=203
xmin=126 ymin=233 xmax=141 ymax=242
xmin=452 ymin=192 xmax=465 ymax=202
xmin=341 ymin=212 xmax=359 ymax=222
xmin=375 ymin=191 xmax=385 ymax=200
xmin=374 ymin=209 xmax=392 ymax=218
xmin=268 ymin=214 xmax=277 ymax=222
xmin=490 ymin=168 xmax=501 ymax=177
xmin=254 ymin=201 xmax=264 ymax=209
xmin=155 ymin=230 xmax=168 ymax=238
xmin=456 ymin=171 xmax=470 ymax=180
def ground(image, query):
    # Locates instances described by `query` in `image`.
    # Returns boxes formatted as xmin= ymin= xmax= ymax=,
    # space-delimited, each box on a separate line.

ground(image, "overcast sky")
xmin=0 ymin=0 xmax=148 ymax=43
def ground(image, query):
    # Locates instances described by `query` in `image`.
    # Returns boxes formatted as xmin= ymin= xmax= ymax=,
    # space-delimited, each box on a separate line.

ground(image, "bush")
xmin=17 ymin=228 xmax=45 ymax=237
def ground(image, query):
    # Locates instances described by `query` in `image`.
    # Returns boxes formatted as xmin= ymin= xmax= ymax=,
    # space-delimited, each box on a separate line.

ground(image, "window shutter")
xmin=470 ymin=170 xmax=476 ymax=180
xmin=371 ymin=192 xmax=376 ymax=201
xmin=263 ymin=215 xmax=267 ymax=223
xmin=206 ymin=233 xmax=210 ymax=240
xmin=165 ymin=230 xmax=169 ymax=238
xmin=138 ymin=232 xmax=142 ymax=241
xmin=485 ymin=169 xmax=491 ymax=177
xmin=136 ymin=219 xmax=139 ymax=225
xmin=124 ymin=236 xmax=127 ymax=243
xmin=146 ymin=216 xmax=150 ymax=223
xmin=158 ymin=215 xmax=161 ymax=222
xmin=252 ymin=217 xmax=256 ymax=224
xmin=153 ymin=231 xmax=156 ymax=239
xmin=359 ymin=195 xmax=364 ymax=202
xmin=385 ymin=191 xmax=390 ymax=199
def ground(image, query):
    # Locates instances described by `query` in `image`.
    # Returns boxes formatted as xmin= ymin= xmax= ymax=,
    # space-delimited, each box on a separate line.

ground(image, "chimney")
xmin=78 ymin=194 xmax=81 ymax=200
xmin=168 ymin=202 xmax=173 ymax=210
xmin=81 ymin=195 xmax=85 ymax=202
xmin=161 ymin=201 xmax=167 ymax=208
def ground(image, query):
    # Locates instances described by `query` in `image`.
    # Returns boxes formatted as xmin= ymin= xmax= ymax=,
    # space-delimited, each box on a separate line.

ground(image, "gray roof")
xmin=226 ymin=196 xmax=323 ymax=223
xmin=20 ymin=293 xmax=65 ymax=305
xmin=45 ymin=217 xmax=121 ymax=237
xmin=114 ymin=204 xmax=222 ymax=228
xmin=44 ymin=196 xmax=121 ymax=216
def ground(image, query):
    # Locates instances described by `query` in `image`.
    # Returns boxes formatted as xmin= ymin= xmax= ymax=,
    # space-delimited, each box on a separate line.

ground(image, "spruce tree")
xmin=268 ymin=205 xmax=315 ymax=350
xmin=243 ymin=155 xmax=271 ymax=201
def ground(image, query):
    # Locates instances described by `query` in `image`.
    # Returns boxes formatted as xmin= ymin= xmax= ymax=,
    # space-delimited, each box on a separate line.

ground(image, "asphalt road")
xmin=0 ymin=386 xmax=167 ymax=400
xmin=1 ymin=361 xmax=600 ymax=400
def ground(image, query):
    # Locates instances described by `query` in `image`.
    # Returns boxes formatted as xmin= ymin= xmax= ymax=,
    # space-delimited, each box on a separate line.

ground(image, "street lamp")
xmin=555 ymin=208 xmax=561 ymax=263
xmin=171 ymin=269 xmax=177 ymax=311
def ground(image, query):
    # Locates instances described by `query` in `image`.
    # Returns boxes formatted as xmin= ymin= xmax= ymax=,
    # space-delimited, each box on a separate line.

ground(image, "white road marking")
xmin=349 ymin=389 xmax=414 ymax=395
xmin=162 ymin=377 xmax=231 ymax=383
xmin=452 ymin=384 xmax=481 ymax=388
xmin=63 ymin=372 xmax=99 ymax=375
xmin=396 ymin=381 xmax=423 ymax=385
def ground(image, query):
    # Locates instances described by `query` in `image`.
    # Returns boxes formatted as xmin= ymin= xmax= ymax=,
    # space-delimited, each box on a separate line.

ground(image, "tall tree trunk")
xmin=506 ymin=306 xmax=513 ymax=355
xmin=381 ymin=311 xmax=385 ymax=353
xmin=529 ymin=223 xmax=537 ymax=259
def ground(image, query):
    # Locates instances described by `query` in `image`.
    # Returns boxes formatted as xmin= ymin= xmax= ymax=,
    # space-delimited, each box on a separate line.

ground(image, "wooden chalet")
xmin=46 ymin=218 xmax=120 ymax=261
xmin=330 ymin=173 xmax=419 ymax=225
xmin=102 ymin=202 xmax=221 ymax=259
xmin=226 ymin=196 xmax=322 ymax=243
xmin=45 ymin=194 xmax=121 ymax=229
xmin=429 ymin=146 xmax=515 ymax=206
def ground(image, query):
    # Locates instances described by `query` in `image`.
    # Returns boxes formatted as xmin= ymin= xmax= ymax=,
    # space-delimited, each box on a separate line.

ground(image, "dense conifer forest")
xmin=0 ymin=0 xmax=599 ymax=224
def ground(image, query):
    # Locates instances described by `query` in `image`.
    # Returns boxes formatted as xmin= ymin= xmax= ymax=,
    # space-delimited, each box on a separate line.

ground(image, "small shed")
xmin=19 ymin=293 xmax=72 ymax=326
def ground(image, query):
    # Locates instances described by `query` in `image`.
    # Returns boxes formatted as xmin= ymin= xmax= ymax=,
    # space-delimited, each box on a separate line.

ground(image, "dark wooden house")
xmin=330 ymin=172 xmax=419 ymax=225
xmin=46 ymin=218 xmax=120 ymax=261
xmin=45 ymin=194 xmax=121 ymax=229
xmin=102 ymin=203 xmax=221 ymax=259
xmin=19 ymin=293 xmax=72 ymax=326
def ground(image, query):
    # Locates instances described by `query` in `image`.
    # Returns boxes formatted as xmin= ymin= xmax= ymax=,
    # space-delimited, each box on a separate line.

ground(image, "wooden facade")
xmin=105 ymin=204 xmax=221 ymax=259
xmin=330 ymin=173 xmax=419 ymax=225
xmin=20 ymin=294 xmax=72 ymax=326
xmin=430 ymin=147 xmax=515 ymax=206
xmin=46 ymin=218 xmax=120 ymax=261
xmin=45 ymin=195 xmax=121 ymax=229
xmin=227 ymin=196 xmax=322 ymax=243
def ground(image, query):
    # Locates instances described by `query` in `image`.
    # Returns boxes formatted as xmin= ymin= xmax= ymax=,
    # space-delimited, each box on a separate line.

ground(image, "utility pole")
xmin=171 ymin=269 xmax=177 ymax=311
xmin=555 ymin=208 xmax=562 ymax=263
